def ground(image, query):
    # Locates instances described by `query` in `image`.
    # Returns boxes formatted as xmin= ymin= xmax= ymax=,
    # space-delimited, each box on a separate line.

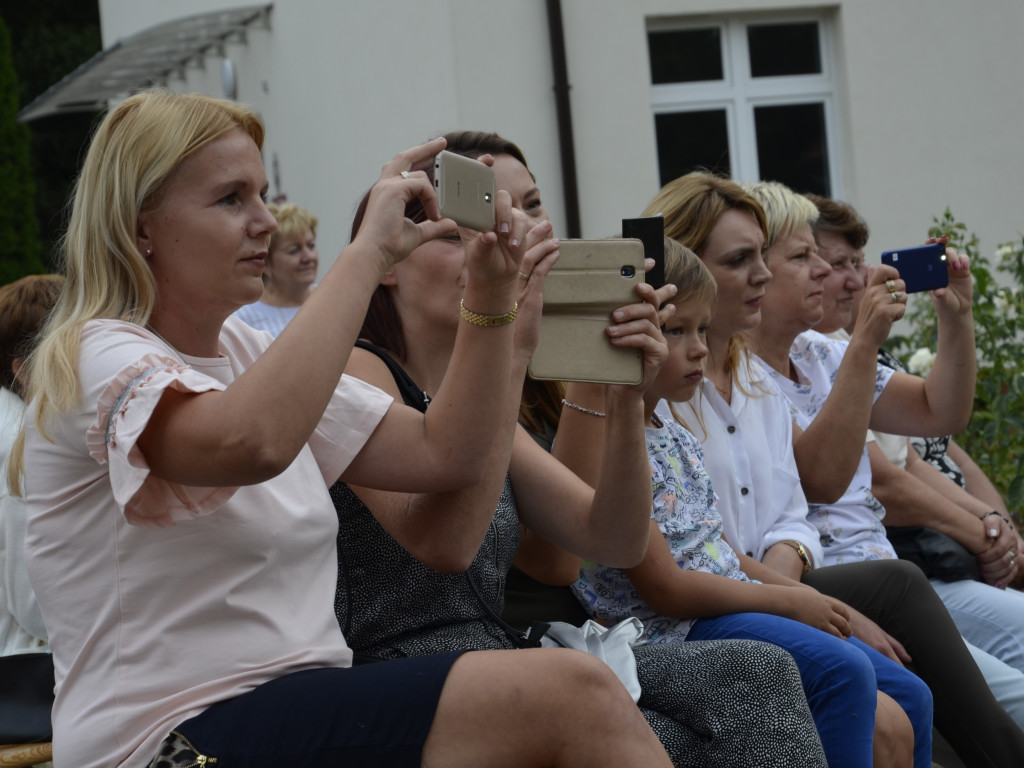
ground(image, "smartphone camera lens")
xmin=483 ymin=193 xmax=493 ymax=204
xmin=621 ymin=266 xmax=636 ymax=278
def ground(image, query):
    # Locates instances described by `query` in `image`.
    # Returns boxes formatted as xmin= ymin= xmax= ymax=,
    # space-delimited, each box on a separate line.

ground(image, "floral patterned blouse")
xmin=572 ymin=416 xmax=748 ymax=644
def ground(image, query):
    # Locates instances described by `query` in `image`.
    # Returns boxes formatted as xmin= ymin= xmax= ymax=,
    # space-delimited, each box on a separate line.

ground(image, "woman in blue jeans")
xmin=570 ymin=241 xmax=932 ymax=768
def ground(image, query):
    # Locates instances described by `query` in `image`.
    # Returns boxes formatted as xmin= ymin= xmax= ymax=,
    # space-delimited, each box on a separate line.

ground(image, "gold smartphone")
xmin=528 ymin=238 xmax=645 ymax=385
xmin=434 ymin=150 xmax=495 ymax=231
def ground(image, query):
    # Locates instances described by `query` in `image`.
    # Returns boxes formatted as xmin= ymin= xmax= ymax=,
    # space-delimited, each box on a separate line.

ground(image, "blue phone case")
xmin=880 ymin=243 xmax=948 ymax=293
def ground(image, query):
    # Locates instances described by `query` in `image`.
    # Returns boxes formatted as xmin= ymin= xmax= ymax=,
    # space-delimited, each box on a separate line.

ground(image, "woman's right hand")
xmin=976 ymin=513 xmax=1019 ymax=587
xmin=353 ymin=137 xmax=458 ymax=269
xmin=774 ymin=585 xmax=853 ymax=639
xmin=851 ymin=264 xmax=907 ymax=349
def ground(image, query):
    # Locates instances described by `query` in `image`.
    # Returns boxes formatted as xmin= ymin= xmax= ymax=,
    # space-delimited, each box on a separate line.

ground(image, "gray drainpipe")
xmin=545 ymin=0 xmax=581 ymax=238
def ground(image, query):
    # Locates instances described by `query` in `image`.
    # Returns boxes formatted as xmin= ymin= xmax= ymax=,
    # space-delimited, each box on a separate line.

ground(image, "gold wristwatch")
xmin=781 ymin=540 xmax=813 ymax=576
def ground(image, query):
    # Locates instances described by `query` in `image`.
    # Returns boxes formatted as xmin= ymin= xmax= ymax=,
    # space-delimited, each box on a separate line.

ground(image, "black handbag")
xmin=886 ymin=526 xmax=981 ymax=582
xmin=0 ymin=651 xmax=55 ymax=743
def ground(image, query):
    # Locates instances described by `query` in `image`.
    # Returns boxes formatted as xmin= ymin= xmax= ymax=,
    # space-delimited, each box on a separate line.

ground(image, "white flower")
xmin=997 ymin=244 xmax=1015 ymax=264
xmin=907 ymin=347 xmax=937 ymax=376
xmin=994 ymin=292 xmax=1011 ymax=314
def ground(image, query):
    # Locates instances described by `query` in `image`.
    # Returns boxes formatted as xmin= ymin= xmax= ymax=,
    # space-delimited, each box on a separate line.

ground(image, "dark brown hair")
xmin=351 ymin=131 xmax=533 ymax=362
xmin=0 ymin=274 xmax=64 ymax=395
xmin=805 ymin=193 xmax=870 ymax=250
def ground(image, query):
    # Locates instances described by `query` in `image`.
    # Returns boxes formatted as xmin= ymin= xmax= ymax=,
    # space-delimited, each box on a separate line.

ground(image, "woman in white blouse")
xmin=643 ymin=172 xmax=1024 ymax=767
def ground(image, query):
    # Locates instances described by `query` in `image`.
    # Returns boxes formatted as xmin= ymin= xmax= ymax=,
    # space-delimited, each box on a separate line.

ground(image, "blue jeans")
xmin=964 ymin=640 xmax=1024 ymax=728
xmin=930 ymin=578 xmax=1024 ymax=675
xmin=688 ymin=612 xmax=933 ymax=768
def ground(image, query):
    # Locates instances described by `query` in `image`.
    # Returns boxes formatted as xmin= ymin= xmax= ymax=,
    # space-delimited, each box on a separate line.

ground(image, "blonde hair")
xmin=10 ymin=90 xmax=265 ymax=491
xmin=663 ymin=237 xmax=716 ymax=310
xmin=661 ymin=238 xmax=716 ymax=435
xmin=268 ymin=202 xmax=318 ymax=260
xmin=741 ymin=181 xmax=819 ymax=252
xmin=642 ymin=173 xmax=767 ymax=395
xmin=643 ymin=172 xmax=767 ymax=255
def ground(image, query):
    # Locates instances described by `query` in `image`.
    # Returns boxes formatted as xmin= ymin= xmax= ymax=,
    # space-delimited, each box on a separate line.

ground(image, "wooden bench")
xmin=0 ymin=742 xmax=52 ymax=768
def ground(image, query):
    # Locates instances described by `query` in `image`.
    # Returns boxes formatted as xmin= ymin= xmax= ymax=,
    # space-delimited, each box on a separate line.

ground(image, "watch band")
xmin=781 ymin=539 xmax=813 ymax=576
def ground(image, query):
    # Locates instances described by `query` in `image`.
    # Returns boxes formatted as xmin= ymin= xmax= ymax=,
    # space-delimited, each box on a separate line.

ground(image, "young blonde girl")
xmin=569 ymin=239 xmax=933 ymax=768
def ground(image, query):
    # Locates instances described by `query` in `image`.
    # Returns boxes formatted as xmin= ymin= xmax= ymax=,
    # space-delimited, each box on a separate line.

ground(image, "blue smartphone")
xmin=880 ymin=243 xmax=948 ymax=293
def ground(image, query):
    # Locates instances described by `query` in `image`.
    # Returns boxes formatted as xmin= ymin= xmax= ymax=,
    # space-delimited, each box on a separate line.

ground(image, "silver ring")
xmin=885 ymin=279 xmax=897 ymax=292
xmin=890 ymin=291 xmax=903 ymax=303
xmin=400 ymin=171 xmax=412 ymax=180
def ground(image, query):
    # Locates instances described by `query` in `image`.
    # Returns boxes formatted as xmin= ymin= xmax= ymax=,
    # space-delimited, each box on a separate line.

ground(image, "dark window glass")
xmin=754 ymin=102 xmax=830 ymax=195
xmin=747 ymin=22 xmax=821 ymax=77
xmin=648 ymin=28 xmax=723 ymax=84
xmin=655 ymin=110 xmax=730 ymax=186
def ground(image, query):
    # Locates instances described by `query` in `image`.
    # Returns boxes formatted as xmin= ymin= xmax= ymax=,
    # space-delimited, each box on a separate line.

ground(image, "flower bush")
xmin=887 ymin=209 xmax=1024 ymax=523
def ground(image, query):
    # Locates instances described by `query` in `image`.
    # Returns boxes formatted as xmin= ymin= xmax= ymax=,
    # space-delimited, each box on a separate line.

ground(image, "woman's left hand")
xmin=606 ymin=281 xmax=675 ymax=396
xmin=928 ymin=236 xmax=973 ymax=317
xmin=512 ymin=221 xmax=561 ymax=361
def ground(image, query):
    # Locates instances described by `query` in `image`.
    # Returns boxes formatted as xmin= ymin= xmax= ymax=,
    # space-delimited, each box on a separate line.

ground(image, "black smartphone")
xmin=622 ymin=215 xmax=665 ymax=289
xmin=880 ymin=242 xmax=949 ymax=293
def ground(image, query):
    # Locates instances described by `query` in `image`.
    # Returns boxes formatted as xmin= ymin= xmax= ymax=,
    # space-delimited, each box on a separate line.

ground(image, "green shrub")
xmin=887 ymin=209 xmax=1024 ymax=524
xmin=0 ymin=14 xmax=45 ymax=282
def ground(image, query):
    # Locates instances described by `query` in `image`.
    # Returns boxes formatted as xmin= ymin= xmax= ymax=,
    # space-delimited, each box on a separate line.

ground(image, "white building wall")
xmin=97 ymin=0 xmax=1024 ymax=275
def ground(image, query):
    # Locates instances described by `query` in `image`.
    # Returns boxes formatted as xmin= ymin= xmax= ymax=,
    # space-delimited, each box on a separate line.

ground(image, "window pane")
xmin=648 ymin=28 xmax=723 ymax=84
xmin=655 ymin=110 xmax=730 ymax=186
xmin=754 ymin=102 xmax=830 ymax=195
xmin=747 ymin=22 xmax=821 ymax=77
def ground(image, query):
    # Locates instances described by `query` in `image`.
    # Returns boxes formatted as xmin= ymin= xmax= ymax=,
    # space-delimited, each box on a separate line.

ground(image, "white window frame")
xmin=648 ymin=11 xmax=843 ymax=197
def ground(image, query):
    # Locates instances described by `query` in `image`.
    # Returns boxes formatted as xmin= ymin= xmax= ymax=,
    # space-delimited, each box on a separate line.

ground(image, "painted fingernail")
xmin=510 ymin=237 xmax=521 ymax=247
xmin=990 ymin=528 xmax=1000 ymax=537
xmin=500 ymin=222 xmax=510 ymax=234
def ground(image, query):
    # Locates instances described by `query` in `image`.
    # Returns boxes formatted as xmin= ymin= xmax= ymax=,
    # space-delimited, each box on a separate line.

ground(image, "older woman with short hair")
xmin=233 ymin=202 xmax=320 ymax=335
xmin=644 ymin=172 xmax=1024 ymax=767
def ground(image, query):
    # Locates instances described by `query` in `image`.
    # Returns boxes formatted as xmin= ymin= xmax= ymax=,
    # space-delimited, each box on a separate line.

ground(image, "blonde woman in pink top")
xmin=11 ymin=91 xmax=672 ymax=768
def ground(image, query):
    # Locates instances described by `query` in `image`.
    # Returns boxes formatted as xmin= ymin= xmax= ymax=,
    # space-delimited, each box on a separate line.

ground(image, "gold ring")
xmin=885 ymin=279 xmax=897 ymax=292
xmin=890 ymin=291 xmax=903 ymax=303
xmin=519 ymin=272 xmax=531 ymax=280
xmin=400 ymin=171 xmax=412 ymax=180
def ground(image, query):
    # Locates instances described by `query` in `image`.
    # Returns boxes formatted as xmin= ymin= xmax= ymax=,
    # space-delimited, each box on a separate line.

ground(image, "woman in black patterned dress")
xmin=330 ymin=133 xmax=828 ymax=768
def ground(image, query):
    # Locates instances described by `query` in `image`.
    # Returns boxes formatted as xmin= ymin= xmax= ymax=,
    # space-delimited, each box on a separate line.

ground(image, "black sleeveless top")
xmin=330 ymin=341 xmax=523 ymax=659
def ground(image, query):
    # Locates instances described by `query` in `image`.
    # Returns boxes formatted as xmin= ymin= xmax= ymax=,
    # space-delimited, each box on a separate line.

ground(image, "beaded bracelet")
xmin=459 ymin=299 xmax=518 ymax=327
xmin=561 ymin=398 xmax=607 ymax=417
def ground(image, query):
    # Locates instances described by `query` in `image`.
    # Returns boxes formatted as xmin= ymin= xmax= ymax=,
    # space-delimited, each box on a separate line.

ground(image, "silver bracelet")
xmin=561 ymin=398 xmax=606 ymax=417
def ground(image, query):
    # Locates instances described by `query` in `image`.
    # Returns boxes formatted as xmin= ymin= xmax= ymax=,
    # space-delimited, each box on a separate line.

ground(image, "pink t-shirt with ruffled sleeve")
xmin=23 ymin=317 xmax=392 ymax=768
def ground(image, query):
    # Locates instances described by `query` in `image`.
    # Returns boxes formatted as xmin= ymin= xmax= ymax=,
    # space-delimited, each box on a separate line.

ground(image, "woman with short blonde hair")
xmin=233 ymin=202 xmax=321 ymax=335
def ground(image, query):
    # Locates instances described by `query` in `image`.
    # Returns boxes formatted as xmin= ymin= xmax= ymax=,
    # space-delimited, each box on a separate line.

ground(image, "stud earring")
xmin=145 ymin=249 xmax=152 ymax=256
